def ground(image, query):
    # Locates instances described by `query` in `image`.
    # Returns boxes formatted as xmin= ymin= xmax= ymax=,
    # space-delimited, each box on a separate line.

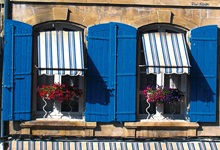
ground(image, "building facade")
xmin=2 ymin=0 xmax=220 ymax=149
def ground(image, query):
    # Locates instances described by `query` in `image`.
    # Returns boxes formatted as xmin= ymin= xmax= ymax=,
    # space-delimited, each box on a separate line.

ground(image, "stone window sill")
xmin=124 ymin=120 xmax=199 ymax=138
xmin=20 ymin=120 xmax=96 ymax=128
xmin=17 ymin=120 xmax=97 ymax=137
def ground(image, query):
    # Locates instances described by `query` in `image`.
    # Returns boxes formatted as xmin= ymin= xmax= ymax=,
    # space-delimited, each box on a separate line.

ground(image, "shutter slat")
xmin=189 ymin=25 xmax=218 ymax=122
xmin=2 ymin=19 xmax=32 ymax=121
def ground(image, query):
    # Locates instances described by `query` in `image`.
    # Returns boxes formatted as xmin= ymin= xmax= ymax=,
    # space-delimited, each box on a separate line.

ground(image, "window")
xmin=138 ymin=24 xmax=190 ymax=120
xmin=32 ymin=22 xmax=85 ymax=119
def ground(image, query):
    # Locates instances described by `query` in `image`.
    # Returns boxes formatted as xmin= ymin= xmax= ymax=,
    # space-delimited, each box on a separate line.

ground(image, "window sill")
xmin=124 ymin=120 xmax=199 ymax=138
xmin=18 ymin=120 xmax=97 ymax=137
xmin=21 ymin=119 xmax=96 ymax=128
xmin=125 ymin=120 xmax=199 ymax=128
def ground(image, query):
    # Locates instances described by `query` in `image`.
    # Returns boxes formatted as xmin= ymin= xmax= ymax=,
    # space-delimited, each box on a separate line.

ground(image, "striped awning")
xmin=38 ymin=30 xmax=84 ymax=76
xmin=8 ymin=140 xmax=220 ymax=150
xmin=142 ymin=32 xmax=190 ymax=74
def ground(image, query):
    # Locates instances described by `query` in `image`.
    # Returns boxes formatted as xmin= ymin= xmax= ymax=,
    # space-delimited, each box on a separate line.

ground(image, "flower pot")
xmin=154 ymin=103 xmax=164 ymax=119
xmin=156 ymin=104 xmax=163 ymax=114
xmin=48 ymin=100 xmax=63 ymax=118
xmin=41 ymin=98 xmax=63 ymax=119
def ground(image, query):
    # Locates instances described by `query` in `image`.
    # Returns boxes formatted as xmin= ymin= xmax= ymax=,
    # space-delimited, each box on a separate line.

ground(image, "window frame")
xmin=32 ymin=21 xmax=85 ymax=120
xmin=137 ymin=23 xmax=189 ymax=120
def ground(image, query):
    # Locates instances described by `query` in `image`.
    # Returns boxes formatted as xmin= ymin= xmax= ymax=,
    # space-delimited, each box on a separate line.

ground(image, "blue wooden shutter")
xmin=85 ymin=23 xmax=112 ymax=122
xmin=115 ymin=23 xmax=137 ymax=121
xmin=2 ymin=20 xmax=32 ymax=121
xmin=85 ymin=22 xmax=137 ymax=122
xmin=189 ymin=25 xmax=218 ymax=122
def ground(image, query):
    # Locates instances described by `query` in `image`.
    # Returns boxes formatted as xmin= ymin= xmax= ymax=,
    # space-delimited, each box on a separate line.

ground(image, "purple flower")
xmin=142 ymin=86 xmax=184 ymax=104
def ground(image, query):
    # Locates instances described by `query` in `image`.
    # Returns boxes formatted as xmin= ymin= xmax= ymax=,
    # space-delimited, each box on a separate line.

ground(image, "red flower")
xmin=38 ymin=83 xmax=83 ymax=102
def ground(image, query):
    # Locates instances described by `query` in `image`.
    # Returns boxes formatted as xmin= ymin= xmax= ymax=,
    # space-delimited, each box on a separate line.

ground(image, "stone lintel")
xmin=52 ymin=7 xmax=68 ymax=20
xmin=157 ymin=10 xmax=172 ymax=23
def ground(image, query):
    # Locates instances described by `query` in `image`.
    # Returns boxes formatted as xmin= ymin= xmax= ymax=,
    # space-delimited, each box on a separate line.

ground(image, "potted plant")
xmin=38 ymin=83 xmax=82 ymax=102
xmin=164 ymin=88 xmax=184 ymax=104
xmin=38 ymin=83 xmax=83 ymax=118
xmin=143 ymin=86 xmax=184 ymax=104
xmin=142 ymin=86 xmax=184 ymax=118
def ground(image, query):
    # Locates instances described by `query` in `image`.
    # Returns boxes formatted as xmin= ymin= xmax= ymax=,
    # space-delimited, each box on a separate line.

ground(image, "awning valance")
xmin=38 ymin=30 xmax=84 ymax=76
xmin=8 ymin=140 xmax=220 ymax=150
xmin=142 ymin=32 xmax=191 ymax=74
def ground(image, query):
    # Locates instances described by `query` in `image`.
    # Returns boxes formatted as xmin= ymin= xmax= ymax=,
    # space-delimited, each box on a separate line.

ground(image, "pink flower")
xmin=142 ymin=86 xmax=184 ymax=104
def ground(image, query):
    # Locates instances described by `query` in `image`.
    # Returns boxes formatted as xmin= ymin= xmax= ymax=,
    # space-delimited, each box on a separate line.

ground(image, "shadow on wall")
xmin=189 ymin=52 xmax=215 ymax=102
xmin=86 ymin=54 xmax=110 ymax=105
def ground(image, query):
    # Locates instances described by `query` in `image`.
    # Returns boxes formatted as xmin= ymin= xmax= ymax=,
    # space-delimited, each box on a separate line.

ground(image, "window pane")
xmin=164 ymin=74 xmax=181 ymax=114
xmin=61 ymin=100 xmax=79 ymax=112
xmin=37 ymin=75 xmax=54 ymax=111
xmin=62 ymin=75 xmax=79 ymax=86
xmin=164 ymin=103 xmax=180 ymax=114
xmin=61 ymin=75 xmax=80 ymax=112
xmin=139 ymin=74 xmax=156 ymax=90
xmin=139 ymin=73 xmax=156 ymax=114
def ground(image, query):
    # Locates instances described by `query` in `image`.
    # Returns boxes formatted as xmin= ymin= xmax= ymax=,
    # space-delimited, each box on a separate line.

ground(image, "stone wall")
xmin=9 ymin=0 xmax=220 ymax=7
xmin=11 ymin=4 xmax=220 ymax=30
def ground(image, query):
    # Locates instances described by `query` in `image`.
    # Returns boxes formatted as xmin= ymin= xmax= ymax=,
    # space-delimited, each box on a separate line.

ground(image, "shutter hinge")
xmin=3 ymin=83 xmax=12 ymax=89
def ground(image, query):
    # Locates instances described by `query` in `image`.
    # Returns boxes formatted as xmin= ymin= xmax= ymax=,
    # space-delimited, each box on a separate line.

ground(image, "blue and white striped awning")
xmin=8 ymin=140 xmax=220 ymax=150
xmin=38 ymin=30 xmax=84 ymax=76
xmin=142 ymin=32 xmax=190 ymax=74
